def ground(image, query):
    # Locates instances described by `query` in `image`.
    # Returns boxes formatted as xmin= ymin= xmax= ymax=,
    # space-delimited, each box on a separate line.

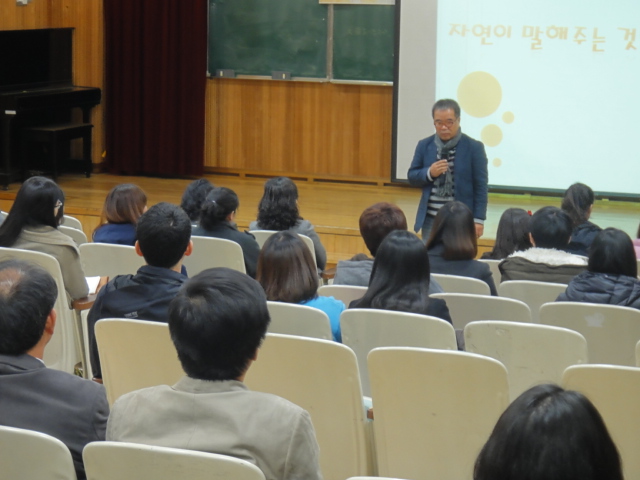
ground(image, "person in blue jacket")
xmin=408 ymin=98 xmax=488 ymax=241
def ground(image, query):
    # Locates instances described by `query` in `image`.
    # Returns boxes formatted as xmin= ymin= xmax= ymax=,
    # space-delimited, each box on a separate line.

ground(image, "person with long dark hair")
xmin=557 ymin=228 xmax=640 ymax=308
xmin=351 ymin=230 xmax=451 ymax=322
xmin=474 ymin=384 xmax=623 ymax=480
xmin=192 ymin=187 xmax=260 ymax=278
xmin=481 ymin=208 xmax=532 ymax=260
xmin=250 ymin=177 xmax=326 ymax=271
xmin=634 ymin=222 xmax=640 ymax=259
xmin=426 ymin=201 xmax=497 ymax=295
xmin=0 ymin=176 xmax=88 ymax=300
xmin=180 ymin=178 xmax=214 ymax=225
xmin=257 ymin=231 xmax=344 ymax=341
xmin=93 ymin=183 xmax=147 ymax=245
xmin=561 ymin=182 xmax=602 ymax=256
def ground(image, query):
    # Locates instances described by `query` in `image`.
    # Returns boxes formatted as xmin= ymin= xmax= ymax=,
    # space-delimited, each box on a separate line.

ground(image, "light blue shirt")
xmin=300 ymin=295 xmax=345 ymax=342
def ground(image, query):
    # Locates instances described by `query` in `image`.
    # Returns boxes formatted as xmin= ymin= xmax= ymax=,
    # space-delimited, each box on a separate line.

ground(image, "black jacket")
xmin=428 ymin=243 xmax=498 ymax=295
xmin=88 ymin=265 xmax=188 ymax=378
xmin=556 ymin=271 xmax=640 ymax=309
xmin=565 ymin=221 xmax=602 ymax=257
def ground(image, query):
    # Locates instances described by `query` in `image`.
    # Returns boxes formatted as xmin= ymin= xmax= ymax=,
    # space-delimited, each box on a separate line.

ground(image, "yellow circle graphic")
xmin=502 ymin=111 xmax=515 ymax=124
xmin=481 ymin=124 xmax=503 ymax=147
xmin=493 ymin=158 xmax=502 ymax=167
xmin=457 ymin=72 xmax=502 ymax=118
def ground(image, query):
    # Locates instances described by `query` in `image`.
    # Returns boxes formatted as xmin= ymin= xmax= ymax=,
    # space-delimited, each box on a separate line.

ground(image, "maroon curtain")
xmin=104 ymin=0 xmax=207 ymax=176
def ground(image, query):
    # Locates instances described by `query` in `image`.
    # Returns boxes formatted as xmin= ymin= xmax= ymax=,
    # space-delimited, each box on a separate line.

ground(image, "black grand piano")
xmin=0 ymin=28 xmax=101 ymax=188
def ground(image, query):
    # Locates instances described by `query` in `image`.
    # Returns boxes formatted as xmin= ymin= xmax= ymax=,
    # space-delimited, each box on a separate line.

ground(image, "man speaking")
xmin=408 ymin=98 xmax=488 ymax=240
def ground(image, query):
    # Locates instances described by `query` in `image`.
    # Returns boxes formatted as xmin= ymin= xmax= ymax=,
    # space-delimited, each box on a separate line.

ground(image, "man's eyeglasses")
xmin=434 ymin=119 xmax=459 ymax=128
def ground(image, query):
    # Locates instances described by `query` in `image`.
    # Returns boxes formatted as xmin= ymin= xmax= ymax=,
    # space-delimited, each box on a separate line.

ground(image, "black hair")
xmin=256 ymin=177 xmax=301 ymax=230
xmin=136 ymin=202 xmax=191 ymax=269
xmin=0 ymin=259 xmax=57 ymax=355
xmin=180 ymin=179 xmax=214 ymax=222
xmin=426 ymin=201 xmax=477 ymax=260
xmin=432 ymin=98 xmax=461 ymax=118
xmin=359 ymin=202 xmax=408 ymax=257
xmin=588 ymin=228 xmax=637 ymax=278
xmin=0 ymin=176 xmax=65 ymax=247
xmin=483 ymin=208 xmax=532 ymax=260
xmin=354 ymin=230 xmax=433 ymax=314
xmin=199 ymin=187 xmax=239 ymax=230
xmin=530 ymin=206 xmax=573 ymax=249
xmin=562 ymin=183 xmax=595 ymax=229
xmin=474 ymin=384 xmax=623 ymax=480
xmin=168 ymin=268 xmax=270 ymax=381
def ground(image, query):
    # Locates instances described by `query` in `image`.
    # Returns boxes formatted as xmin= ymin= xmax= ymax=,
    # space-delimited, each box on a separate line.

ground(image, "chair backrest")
xmin=94 ymin=318 xmax=184 ymax=406
xmin=431 ymin=273 xmax=491 ymax=295
xmin=83 ymin=441 xmax=266 ymax=480
xmin=0 ymin=247 xmax=81 ymax=373
xmin=341 ymin=309 xmax=457 ymax=396
xmin=498 ymin=280 xmax=567 ymax=323
xmin=0 ymin=426 xmax=76 ymax=480
xmin=79 ymin=243 xmax=145 ymax=278
xmin=465 ymin=320 xmax=588 ymax=400
xmin=540 ymin=302 xmax=640 ymax=366
xmin=636 ymin=339 xmax=640 ymax=367
xmin=479 ymin=258 xmax=502 ymax=284
xmin=368 ymin=347 xmax=509 ymax=480
xmin=183 ymin=235 xmax=246 ymax=276
xmin=318 ymin=285 xmax=367 ymax=306
xmin=245 ymin=333 xmax=370 ymax=480
xmin=62 ymin=214 xmax=83 ymax=230
xmin=430 ymin=292 xmax=531 ymax=330
xmin=266 ymin=301 xmax=333 ymax=340
xmin=563 ymin=364 xmax=640 ymax=480
xmin=250 ymin=229 xmax=317 ymax=266
xmin=59 ymin=225 xmax=88 ymax=246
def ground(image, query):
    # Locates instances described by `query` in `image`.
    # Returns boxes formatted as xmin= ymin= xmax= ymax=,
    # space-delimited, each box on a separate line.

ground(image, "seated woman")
xmin=93 ymin=183 xmax=147 ymax=245
xmin=350 ymin=230 xmax=451 ymax=324
xmin=481 ymin=208 xmax=532 ymax=260
xmin=561 ymin=182 xmax=602 ymax=256
xmin=557 ymin=228 xmax=640 ymax=308
xmin=634 ymin=222 xmax=640 ymax=259
xmin=180 ymin=178 xmax=214 ymax=226
xmin=250 ymin=177 xmax=327 ymax=272
xmin=192 ymin=187 xmax=260 ymax=278
xmin=426 ymin=201 xmax=497 ymax=295
xmin=474 ymin=384 xmax=622 ymax=480
xmin=0 ymin=176 xmax=89 ymax=300
xmin=257 ymin=231 xmax=344 ymax=342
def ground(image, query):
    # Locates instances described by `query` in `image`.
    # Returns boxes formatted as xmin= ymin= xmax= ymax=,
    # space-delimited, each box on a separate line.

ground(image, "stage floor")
xmin=0 ymin=173 xmax=638 ymax=265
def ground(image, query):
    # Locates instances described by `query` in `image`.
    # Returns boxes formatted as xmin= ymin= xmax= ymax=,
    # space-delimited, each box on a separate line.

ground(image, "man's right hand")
xmin=429 ymin=159 xmax=449 ymax=178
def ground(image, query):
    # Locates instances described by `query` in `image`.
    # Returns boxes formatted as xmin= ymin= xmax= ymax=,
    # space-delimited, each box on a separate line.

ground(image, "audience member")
xmin=350 ymin=230 xmax=451 ymax=323
xmin=426 ymin=201 xmax=497 ymax=295
xmin=474 ymin=384 xmax=622 ymax=480
xmin=0 ymin=176 xmax=88 ymax=300
xmin=87 ymin=202 xmax=192 ymax=379
xmin=106 ymin=268 xmax=322 ymax=480
xmin=0 ymin=260 xmax=108 ymax=480
xmin=481 ymin=208 xmax=532 ymax=260
xmin=634 ymin=222 xmax=640 ymax=259
xmin=250 ymin=177 xmax=327 ymax=272
xmin=180 ymin=178 xmax=214 ymax=225
xmin=557 ymin=228 xmax=640 ymax=308
xmin=257 ymin=231 xmax=344 ymax=342
xmin=93 ymin=183 xmax=147 ymax=246
xmin=499 ymin=206 xmax=587 ymax=284
xmin=561 ymin=182 xmax=602 ymax=256
xmin=192 ymin=187 xmax=260 ymax=278
xmin=334 ymin=202 xmax=443 ymax=295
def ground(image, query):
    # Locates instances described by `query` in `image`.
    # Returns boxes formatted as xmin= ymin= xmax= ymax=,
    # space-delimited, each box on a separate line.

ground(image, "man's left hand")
xmin=475 ymin=223 xmax=484 ymax=239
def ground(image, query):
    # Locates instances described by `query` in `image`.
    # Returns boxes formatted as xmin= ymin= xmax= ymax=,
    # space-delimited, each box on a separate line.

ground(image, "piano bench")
xmin=22 ymin=123 xmax=93 ymax=180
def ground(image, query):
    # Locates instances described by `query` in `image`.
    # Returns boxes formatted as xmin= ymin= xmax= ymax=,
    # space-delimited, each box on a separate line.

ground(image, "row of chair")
xmin=92 ymin=321 xmax=640 ymax=480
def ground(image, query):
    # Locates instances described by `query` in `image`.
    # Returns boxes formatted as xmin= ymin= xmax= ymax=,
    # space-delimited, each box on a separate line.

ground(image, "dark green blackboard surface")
xmin=332 ymin=4 xmax=395 ymax=82
xmin=208 ymin=0 xmax=328 ymax=78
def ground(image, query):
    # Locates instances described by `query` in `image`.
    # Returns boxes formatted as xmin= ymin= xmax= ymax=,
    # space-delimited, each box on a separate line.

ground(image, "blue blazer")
xmin=407 ymin=133 xmax=488 ymax=232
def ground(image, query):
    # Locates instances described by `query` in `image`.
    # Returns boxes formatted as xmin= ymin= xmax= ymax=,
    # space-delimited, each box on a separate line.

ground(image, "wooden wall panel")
xmin=0 ymin=0 xmax=51 ymax=29
xmin=205 ymin=79 xmax=394 ymax=181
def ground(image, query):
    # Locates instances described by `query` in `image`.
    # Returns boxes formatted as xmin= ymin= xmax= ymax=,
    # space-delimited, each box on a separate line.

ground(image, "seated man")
xmin=106 ymin=268 xmax=322 ymax=480
xmin=0 ymin=260 xmax=108 ymax=480
xmin=333 ymin=202 xmax=443 ymax=294
xmin=499 ymin=206 xmax=588 ymax=284
xmin=88 ymin=202 xmax=192 ymax=379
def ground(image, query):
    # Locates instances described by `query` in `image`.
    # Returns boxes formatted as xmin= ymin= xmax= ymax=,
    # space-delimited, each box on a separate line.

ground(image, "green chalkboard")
xmin=208 ymin=0 xmax=328 ymax=78
xmin=332 ymin=4 xmax=395 ymax=82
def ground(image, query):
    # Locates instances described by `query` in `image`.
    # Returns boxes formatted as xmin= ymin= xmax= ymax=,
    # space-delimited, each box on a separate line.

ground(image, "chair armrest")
xmin=72 ymin=294 xmax=97 ymax=311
